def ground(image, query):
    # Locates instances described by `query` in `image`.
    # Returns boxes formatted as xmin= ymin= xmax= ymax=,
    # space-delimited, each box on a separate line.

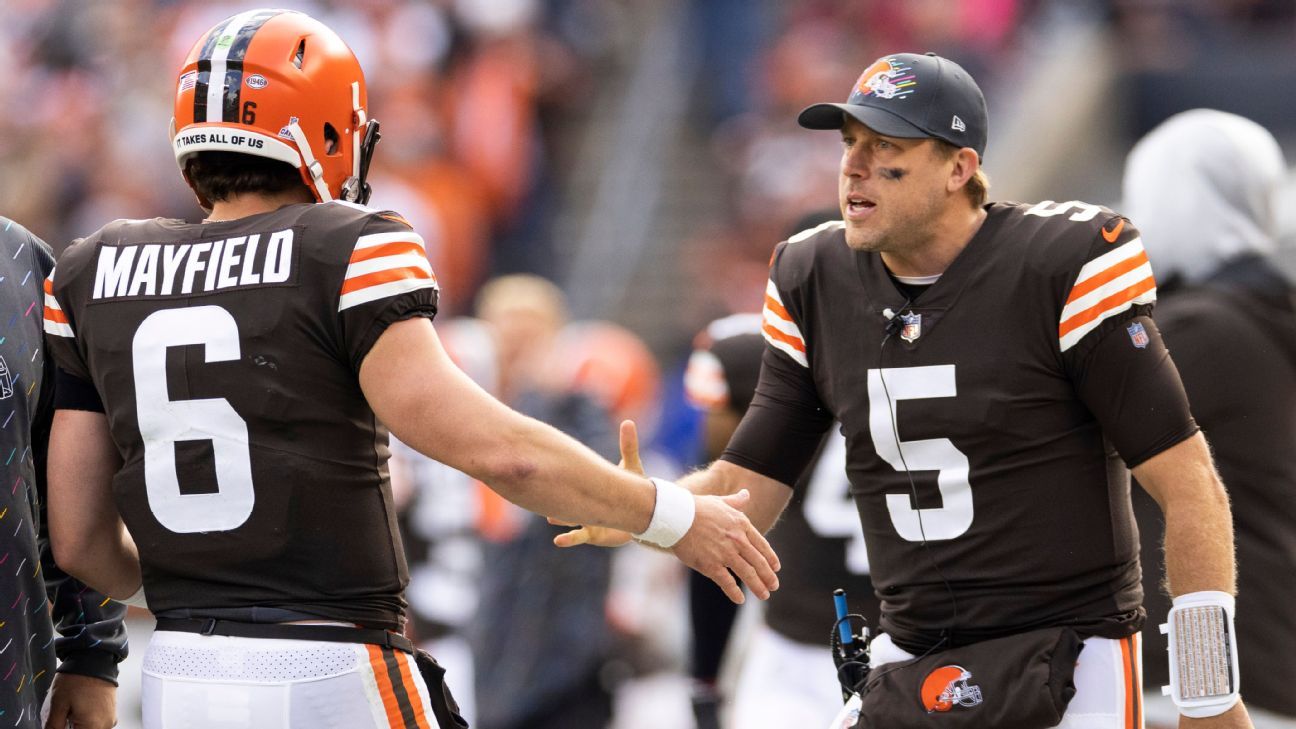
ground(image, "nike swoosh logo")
xmin=1102 ymin=218 xmax=1125 ymax=243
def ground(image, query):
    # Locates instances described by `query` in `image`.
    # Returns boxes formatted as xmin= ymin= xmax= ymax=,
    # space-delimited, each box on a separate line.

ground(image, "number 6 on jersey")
xmin=133 ymin=305 xmax=255 ymax=533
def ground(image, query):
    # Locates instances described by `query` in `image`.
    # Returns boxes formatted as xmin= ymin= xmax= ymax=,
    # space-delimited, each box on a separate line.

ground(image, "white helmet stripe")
xmin=205 ymin=10 xmax=265 ymax=123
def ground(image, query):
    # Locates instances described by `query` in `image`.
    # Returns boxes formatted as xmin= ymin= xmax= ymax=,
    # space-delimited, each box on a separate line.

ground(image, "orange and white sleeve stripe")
xmin=338 ymin=231 xmax=438 ymax=312
xmin=762 ymin=279 xmax=808 ymax=367
xmin=42 ymin=270 xmax=74 ymax=339
xmin=1058 ymin=239 xmax=1156 ymax=352
xmin=684 ymin=349 xmax=730 ymax=410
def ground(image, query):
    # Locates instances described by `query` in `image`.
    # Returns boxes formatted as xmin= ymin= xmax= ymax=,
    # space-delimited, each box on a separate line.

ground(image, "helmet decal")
xmin=193 ymin=9 xmax=280 ymax=124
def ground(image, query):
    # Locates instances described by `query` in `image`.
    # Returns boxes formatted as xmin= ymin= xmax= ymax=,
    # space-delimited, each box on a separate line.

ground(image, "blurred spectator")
xmin=550 ymin=320 xmax=663 ymax=436
xmin=1122 ymin=109 xmax=1296 ymax=729
xmin=468 ymin=274 xmax=620 ymax=729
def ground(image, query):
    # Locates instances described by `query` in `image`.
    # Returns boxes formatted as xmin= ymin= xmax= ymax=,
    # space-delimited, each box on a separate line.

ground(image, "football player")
xmin=683 ymin=312 xmax=879 ymax=729
xmin=39 ymin=9 xmax=778 ymax=729
xmin=1123 ymin=110 xmax=1296 ymax=729
xmin=557 ymin=52 xmax=1251 ymax=728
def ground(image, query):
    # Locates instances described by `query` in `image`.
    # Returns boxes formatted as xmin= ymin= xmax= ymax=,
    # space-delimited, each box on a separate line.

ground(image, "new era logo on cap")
xmin=796 ymin=51 xmax=988 ymax=158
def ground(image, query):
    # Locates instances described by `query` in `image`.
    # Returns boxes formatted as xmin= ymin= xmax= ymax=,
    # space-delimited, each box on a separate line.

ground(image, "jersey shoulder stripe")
xmin=338 ymin=230 xmax=438 ymax=312
xmin=43 ymin=270 xmax=73 ymax=338
xmin=762 ymin=279 xmax=808 ymax=367
xmin=786 ymin=219 xmax=844 ymax=245
xmin=1058 ymin=238 xmax=1156 ymax=351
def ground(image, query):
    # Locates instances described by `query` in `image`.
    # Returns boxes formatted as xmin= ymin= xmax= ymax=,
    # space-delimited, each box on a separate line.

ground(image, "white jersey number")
xmin=1023 ymin=199 xmax=1103 ymax=222
xmin=133 ymin=306 xmax=255 ymax=533
xmin=802 ymin=428 xmax=870 ymax=574
xmin=867 ymin=365 xmax=973 ymax=541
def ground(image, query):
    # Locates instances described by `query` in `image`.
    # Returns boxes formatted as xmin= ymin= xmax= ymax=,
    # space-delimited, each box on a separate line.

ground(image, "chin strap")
xmin=286 ymin=121 xmax=333 ymax=203
xmin=341 ymin=118 xmax=380 ymax=205
xmin=339 ymin=80 xmax=380 ymax=205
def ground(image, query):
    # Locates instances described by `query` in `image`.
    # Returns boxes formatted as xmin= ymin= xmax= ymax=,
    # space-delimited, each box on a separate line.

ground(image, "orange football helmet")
xmin=171 ymin=9 xmax=380 ymax=205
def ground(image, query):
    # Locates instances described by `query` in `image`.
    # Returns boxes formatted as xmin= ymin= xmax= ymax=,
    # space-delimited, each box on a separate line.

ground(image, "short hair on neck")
xmin=185 ymin=152 xmax=308 ymax=204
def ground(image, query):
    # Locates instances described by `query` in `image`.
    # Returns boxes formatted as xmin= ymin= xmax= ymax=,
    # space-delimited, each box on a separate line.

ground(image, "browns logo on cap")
xmin=798 ymin=52 xmax=989 ymax=159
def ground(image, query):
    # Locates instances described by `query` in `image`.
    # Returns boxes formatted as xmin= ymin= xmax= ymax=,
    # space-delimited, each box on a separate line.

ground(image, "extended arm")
xmin=1133 ymin=433 xmax=1234 ymax=596
xmin=678 ymin=461 xmax=791 ymax=533
xmin=362 ymin=317 xmax=659 ymax=531
xmin=47 ymin=409 xmax=140 ymax=600
xmin=359 ymin=317 xmax=779 ymax=602
xmin=556 ymin=344 xmax=819 ymax=543
xmin=1134 ymin=434 xmax=1251 ymax=728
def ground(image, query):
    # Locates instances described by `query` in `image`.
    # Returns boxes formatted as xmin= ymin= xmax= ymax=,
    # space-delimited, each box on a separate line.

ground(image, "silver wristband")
xmin=1160 ymin=590 xmax=1240 ymax=718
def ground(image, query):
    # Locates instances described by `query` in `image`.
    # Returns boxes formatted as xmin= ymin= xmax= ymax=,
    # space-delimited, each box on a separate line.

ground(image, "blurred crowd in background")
xmin=6 ymin=0 xmax=1296 ymax=727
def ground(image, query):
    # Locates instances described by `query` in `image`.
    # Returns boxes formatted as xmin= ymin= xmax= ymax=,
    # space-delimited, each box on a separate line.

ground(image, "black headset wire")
xmin=876 ymin=300 xmax=960 ymax=650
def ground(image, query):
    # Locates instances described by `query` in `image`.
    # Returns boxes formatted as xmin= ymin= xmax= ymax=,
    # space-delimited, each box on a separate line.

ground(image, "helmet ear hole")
xmin=323 ymin=123 xmax=340 ymax=155
xmin=293 ymin=38 xmax=306 ymax=69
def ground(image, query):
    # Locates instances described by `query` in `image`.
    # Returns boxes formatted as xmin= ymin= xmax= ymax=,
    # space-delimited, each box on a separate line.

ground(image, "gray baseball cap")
xmin=798 ymin=52 xmax=988 ymax=157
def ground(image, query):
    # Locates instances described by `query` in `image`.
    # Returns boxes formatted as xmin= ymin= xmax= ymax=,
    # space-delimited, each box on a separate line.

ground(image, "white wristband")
xmin=117 ymin=586 xmax=148 ymax=609
xmin=633 ymin=478 xmax=696 ymax=548
xmin=1160 ymin=590 xmax=1240 ymax=718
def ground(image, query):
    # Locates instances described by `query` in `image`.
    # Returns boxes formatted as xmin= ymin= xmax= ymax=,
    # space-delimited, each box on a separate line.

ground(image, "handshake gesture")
xmin=551 ymin=421 xmax=781 ymax=604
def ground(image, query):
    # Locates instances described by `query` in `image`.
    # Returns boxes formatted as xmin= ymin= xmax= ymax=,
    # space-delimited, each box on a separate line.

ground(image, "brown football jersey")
xmin=43 ymin=201 xmax=439 ymax=631
xmin=723 ymin=202 xmax=1198 ymax=653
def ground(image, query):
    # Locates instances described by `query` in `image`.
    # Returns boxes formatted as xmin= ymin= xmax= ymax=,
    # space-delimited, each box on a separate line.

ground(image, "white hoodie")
xmin=1121 ymin=108 xmax=1286 ymax=285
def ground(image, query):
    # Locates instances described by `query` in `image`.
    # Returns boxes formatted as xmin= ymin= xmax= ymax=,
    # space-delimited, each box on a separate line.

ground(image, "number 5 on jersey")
xmin=868 ymin=365 xmax=973 ymax=541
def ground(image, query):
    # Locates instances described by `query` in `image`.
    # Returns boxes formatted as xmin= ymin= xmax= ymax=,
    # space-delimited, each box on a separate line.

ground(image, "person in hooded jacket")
xmin=1123 ymin=109 xmax=1296 ymax=729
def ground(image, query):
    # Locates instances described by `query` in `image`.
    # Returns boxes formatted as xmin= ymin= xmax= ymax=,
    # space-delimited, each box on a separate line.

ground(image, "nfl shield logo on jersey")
xmin=1127 ymin=321 xmax=1149 ymax=349
xmin=900 ymin=311 xmax=922 ymax=342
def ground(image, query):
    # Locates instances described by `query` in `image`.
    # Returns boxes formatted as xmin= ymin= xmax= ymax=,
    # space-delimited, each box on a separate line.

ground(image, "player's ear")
xmin=946 ymin=147 xmax=979 ymax=195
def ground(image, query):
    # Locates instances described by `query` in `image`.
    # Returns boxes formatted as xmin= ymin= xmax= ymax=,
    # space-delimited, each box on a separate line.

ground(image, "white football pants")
xmin=730 ymin=624 xmax=845 ymax=729
xmin=141 ymin=630 xmax=440 ymax=729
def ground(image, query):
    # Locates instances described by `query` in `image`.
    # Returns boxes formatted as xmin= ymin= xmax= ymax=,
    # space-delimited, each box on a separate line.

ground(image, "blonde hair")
xmin=475 ymin=274 xmax=569 ymax=326
xmin=933 ymin=141 xmax=990 ymax=209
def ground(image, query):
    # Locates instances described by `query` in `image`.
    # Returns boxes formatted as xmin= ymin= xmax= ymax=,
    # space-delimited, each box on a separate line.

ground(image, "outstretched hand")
xmin=552 ymin=420 xmax=782 ymax=604
xmin=550 ymin=420 xmax=644 ymax=548
xmin=672 ymin=488 xmax=780 ymax=604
